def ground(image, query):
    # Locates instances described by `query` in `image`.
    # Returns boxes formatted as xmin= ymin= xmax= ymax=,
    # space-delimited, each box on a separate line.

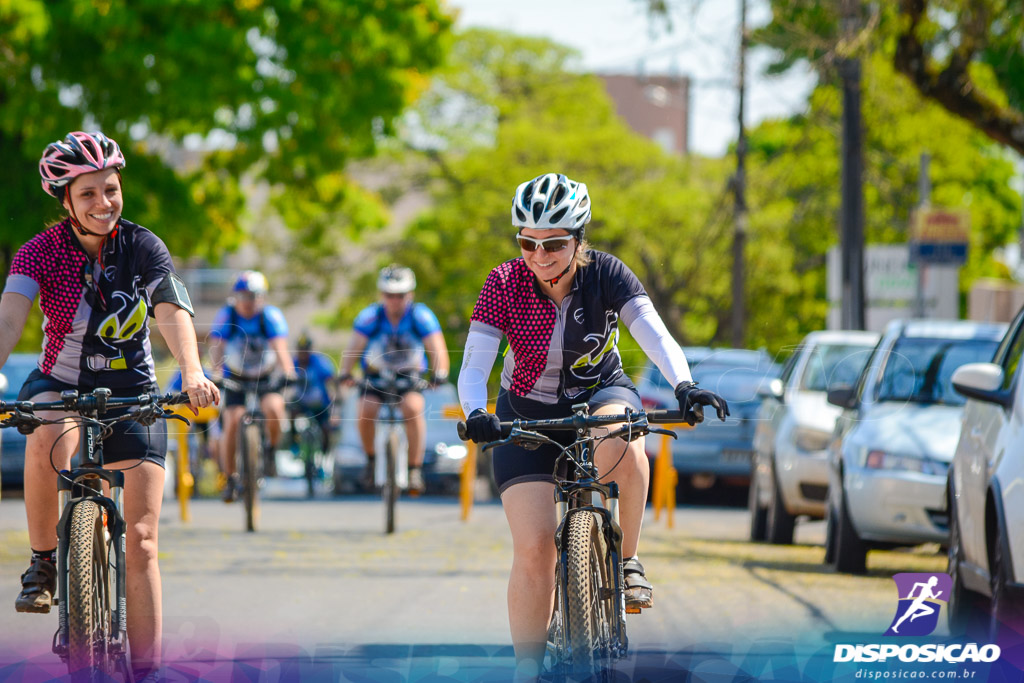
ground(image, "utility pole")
xmin=731 ymin=0 xmax=748 ymax=347
xmin=839 ymin=0 xmax=865 ymax=330
xmin=913 ymin=152 xmax=931 ymax=317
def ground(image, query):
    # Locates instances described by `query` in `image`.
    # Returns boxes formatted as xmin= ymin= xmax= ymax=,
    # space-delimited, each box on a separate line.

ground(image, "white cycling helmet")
xmin=511 ymin=173 xmax=591 ymax=234
xmin=377 ymin=264 xmax=416 ymax=294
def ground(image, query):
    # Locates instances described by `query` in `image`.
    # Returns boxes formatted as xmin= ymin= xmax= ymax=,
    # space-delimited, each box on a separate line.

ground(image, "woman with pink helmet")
xmin=1 ymin=131 xmax=219 ymax=680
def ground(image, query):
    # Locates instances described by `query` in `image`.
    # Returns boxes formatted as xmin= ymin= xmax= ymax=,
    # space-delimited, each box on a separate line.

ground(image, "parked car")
xmin=1 ymin=353 xmax=38 ymax=489
xmin=824 ymin=319 xmax=1006 ymax=574
xmin=750 ymin=330 xmax=879 ymax=544
xmin=331 ymin=382 xmax=468 ymax=495
xmin=947 ymin=308 xmax=1024 ymax=634
xmin=636 ymin=348 xmax=781 ymax=493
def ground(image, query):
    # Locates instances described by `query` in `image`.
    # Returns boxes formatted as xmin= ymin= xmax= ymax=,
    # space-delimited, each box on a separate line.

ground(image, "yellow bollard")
xmin=445 ymin=403 xmax=495 ymax=522
xmin=169 ymin=405 xmax=219 ymax=523
xmin=651 ymin=423 xmax=687 ymax=528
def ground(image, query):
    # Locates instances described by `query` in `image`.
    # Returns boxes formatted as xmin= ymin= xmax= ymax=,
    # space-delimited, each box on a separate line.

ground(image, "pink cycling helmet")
xmin=39 ymin=131 xmax=126 ymax=198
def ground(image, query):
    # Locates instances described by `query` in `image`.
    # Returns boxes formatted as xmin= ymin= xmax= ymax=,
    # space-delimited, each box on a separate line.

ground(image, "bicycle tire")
xmin=565 ymin=509 xmax=611 ymax=676
xmin=67 ymin=501 xmax=116 ymax=681
xmin=384 ymin=429 xmax=399 ymax=534
xmin=301 ymin=424 xmax=319 ymax=499
xmin=241 ymin=421 xmax=261 ymax=532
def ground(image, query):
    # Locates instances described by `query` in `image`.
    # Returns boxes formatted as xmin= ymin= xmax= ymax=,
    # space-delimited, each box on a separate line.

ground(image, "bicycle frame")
xmin=54 ymin=411 xmax=129 ymax=663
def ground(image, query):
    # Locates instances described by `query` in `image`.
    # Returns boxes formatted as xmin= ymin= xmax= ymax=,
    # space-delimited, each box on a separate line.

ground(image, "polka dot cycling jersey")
xmin=468 ymin=250 xmax=650 ymax=404
xmin=3 ymin=218 xmax=176 ymax=390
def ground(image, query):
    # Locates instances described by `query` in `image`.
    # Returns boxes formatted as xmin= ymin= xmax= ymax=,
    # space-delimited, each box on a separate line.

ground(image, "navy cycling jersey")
xmin=4 ymin=218 xmax=176 ymax=389
xmin=469 ymin=250 xmax=648 ymax=403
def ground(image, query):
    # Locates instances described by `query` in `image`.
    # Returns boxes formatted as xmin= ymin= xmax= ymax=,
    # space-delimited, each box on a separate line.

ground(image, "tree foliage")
xmin=0 ymin=0 xmax=452 ymax=276
xmin=753 ymin=0 xmax=1024 ymax=155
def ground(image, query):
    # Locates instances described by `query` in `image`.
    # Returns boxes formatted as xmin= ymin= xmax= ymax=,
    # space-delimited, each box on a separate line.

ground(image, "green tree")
xmin=752 ymin=0 xmax=1024 ymax=155
xmin=0 ymin=0 xmax=452 ymax=276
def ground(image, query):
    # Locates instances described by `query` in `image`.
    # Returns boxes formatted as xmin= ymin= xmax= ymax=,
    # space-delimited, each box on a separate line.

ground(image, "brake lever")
xmin=649 ymin=427 xmax=677 ymax=439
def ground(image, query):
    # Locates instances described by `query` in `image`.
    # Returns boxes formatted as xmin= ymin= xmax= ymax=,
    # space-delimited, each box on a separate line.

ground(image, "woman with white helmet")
xmin=458 ymin=172 xmax=729 ymax=675
xmin=0 ymin=131 xmax=219 ymax=680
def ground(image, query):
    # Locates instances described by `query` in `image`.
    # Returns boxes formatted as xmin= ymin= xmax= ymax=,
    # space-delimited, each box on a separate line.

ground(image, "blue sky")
xmin=449 ymin=0 xmax=816 ymax=157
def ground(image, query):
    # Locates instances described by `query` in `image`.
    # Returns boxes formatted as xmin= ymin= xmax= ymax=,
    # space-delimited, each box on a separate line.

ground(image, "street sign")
xmin=909 ymin=207 xmax=969 ymax=265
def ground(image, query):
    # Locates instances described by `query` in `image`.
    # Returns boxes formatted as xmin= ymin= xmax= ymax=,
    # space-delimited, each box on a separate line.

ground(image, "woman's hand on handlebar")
xmin=463 ymin=409 xmax=502 ymax=444
xmin=180 ymin=370 xmax=220 ymax=415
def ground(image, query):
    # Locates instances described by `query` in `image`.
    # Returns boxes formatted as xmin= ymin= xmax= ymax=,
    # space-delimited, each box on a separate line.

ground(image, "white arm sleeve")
xmin=621 ymin=297 xmax=692 ymax=388
xmin=457 ymin=326 xmax=502 ymax=416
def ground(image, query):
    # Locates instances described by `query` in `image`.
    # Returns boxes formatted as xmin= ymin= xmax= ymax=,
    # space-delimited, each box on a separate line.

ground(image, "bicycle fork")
xmin=52 ymin=469 xmax=129 ymax=661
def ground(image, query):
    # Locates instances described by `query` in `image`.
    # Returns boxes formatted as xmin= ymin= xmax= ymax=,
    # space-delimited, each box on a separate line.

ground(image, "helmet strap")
xmin=543 ymin=260 xmax=574 ymax=287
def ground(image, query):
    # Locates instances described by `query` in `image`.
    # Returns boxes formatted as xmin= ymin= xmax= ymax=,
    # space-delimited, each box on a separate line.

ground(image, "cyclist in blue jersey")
xmin=208 ymin=271 xmax=296 ymax=501
xmin=288 ymin=331 xmax=337 ymax=453
xmin=339 ymin=265 xmax=450 ymax=494
xmin=0 ymin=131 xmax=219 ymax=679
xmin=458 ymin=173 xmax=729 ymax=675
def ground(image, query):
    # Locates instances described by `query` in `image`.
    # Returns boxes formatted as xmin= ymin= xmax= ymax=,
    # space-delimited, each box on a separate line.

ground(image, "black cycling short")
xmin=491 ymin=385 xmax=643 ymax=495
xmin=18 ymin=369 xmax=168 ymax=468
xmin=222 ymin=375 xmax=285 ymax=408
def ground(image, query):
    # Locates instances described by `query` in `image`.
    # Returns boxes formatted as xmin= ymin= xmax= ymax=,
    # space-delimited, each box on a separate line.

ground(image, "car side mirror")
xmin=951 ymin=363 xmax=1012 ymax=408
xmin=826 ymin=385 xmax=857 ymax=409
xmin=757 ymin=377 xmax=784 ymax=401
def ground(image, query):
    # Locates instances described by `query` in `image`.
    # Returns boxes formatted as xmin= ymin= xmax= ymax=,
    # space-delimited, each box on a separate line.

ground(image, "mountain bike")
xmin=359 ymin=370 xmax=428 ymax=534
xmin=0 ymin=388 xmax=189 ymax=683
xmin=458 ymin=405 xmax=682 ymax=680
xmin=290 ymin=407 xmax=327 ymax=498
xmin=221 ymin=376 xmax=275 ymax=532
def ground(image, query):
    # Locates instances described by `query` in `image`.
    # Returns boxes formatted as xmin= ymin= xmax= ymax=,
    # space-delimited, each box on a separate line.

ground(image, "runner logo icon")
xmin=883 ymin=572 xmax=951 ymax=636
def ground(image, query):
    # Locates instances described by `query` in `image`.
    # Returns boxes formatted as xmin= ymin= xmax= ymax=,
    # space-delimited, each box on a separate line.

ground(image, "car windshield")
xmin=695 ymin=365 xmax=779 ymax=403
xmin=1 ymin=354 xmax=38 ymax=401
xmin=876 ymin=337 xmax=999 ymax=406
xmin=800 ymin=344 xmax=874 ymax=392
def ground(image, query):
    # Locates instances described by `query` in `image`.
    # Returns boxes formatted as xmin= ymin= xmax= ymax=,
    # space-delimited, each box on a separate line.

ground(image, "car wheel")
xmin=989 ymin=529 xmax=1024 ymax=639
xmin=748 ymin=467 xmax=767 ymax=542
xmin=947 ymin=496 xmax=985 ymax=636
xmin=832 ymin=481 xmax=867 ymax=575
xmin=766 ymin=464 xmax=795 ymax=545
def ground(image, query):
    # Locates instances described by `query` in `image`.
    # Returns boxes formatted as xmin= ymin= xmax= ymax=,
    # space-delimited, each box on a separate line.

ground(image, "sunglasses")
xmin=516 ymin=234 xmax=575 ymax=253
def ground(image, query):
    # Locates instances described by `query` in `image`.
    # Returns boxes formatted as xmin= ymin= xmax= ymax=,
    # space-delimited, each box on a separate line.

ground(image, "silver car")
xmin=825 ymin=319 xmax=1006 ymax=574
xmin=750 ymin=330 xmax=879 ymax=544
xmin=947 ymin=307 xmax=1024 ymax=635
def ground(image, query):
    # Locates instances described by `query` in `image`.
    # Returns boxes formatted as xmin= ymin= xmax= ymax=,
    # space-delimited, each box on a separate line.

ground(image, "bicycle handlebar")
xmin=0 ymin=389 xmax=191 ymax=434
xmin=456 ymin=408 xmax=686 ymax=444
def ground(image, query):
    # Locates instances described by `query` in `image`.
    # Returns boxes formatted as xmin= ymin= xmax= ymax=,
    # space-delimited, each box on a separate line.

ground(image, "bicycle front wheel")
xmin=67 ymin=501 xmax=117 ymax=681
xmin=565 ymin=509 xmax=616 ymax=677
xmin=383 ymin=429 xmax=399 ymax=534
xmin=301 ymin=425 xmax=320 ymax=499
xmin=240 ymin=421 xmax=262 ymax=532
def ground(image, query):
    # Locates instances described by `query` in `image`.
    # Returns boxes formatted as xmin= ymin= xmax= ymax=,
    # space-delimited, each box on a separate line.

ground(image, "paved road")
xmin=0 ymin=482 xmax=955 ymax=681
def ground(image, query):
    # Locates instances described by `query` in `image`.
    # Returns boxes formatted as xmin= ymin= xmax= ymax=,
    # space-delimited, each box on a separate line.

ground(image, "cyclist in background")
xmin=289 ymin=331 xmax=336 ymax=454
xmin=208 ymin=270 xmax=296 ymax=502
xmin=457 ymin=172 xmax=728 ymax=676
xmin=0 ymin=131 xmax=218 ymax=680
xmin=339 ymin=265 xmax=450 ymax=495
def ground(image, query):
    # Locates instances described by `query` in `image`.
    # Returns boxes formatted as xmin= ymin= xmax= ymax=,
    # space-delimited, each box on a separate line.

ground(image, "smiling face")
xmin=62 ymin=167 xmax=122 ymax=236
xmin=518 ymin=227 xmax=577 ymax=282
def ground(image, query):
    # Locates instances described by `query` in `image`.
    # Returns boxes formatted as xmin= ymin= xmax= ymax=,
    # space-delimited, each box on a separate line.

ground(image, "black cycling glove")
xmin=465 ymin=408 xmax=502 ymax=444
xmin=675 ymin=381 xmax=730 ymax=426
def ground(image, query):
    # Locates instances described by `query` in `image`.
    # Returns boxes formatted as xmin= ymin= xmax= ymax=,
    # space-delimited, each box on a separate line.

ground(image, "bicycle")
xmin=358 ymin=369 xmax=428 ymax=534
xmin=220 ymin=376 xmax=275 ymax=532
xmin=0 ymin=388 xmax=189 ymax=682
xmin=458 ymin=404 xmax=682 ymax=680
xmin=290 ymin=407 xmax=327 ymax=498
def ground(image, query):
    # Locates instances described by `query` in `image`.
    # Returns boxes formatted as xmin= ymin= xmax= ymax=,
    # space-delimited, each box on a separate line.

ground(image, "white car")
xmin=750 ymin=330 xmax=878 ymax=544
xmin=825 ymin=319 xmax=1006 ymax=574
xmin=948 ymin=309 xmax=1024 ymax=634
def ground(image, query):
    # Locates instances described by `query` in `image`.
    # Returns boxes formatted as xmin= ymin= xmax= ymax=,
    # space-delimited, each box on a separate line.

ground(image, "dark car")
xmin=1 ymin=353 xmax=39 ymax=489
xmin=331 ymin=382 xmax=468 ymax=495
xmin=636 ymin=347 xmax=781 ymax=492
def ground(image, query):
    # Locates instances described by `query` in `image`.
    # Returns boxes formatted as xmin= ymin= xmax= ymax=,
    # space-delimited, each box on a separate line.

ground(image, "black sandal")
xmin=623 ymin=557 xmax=653 ymax=612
